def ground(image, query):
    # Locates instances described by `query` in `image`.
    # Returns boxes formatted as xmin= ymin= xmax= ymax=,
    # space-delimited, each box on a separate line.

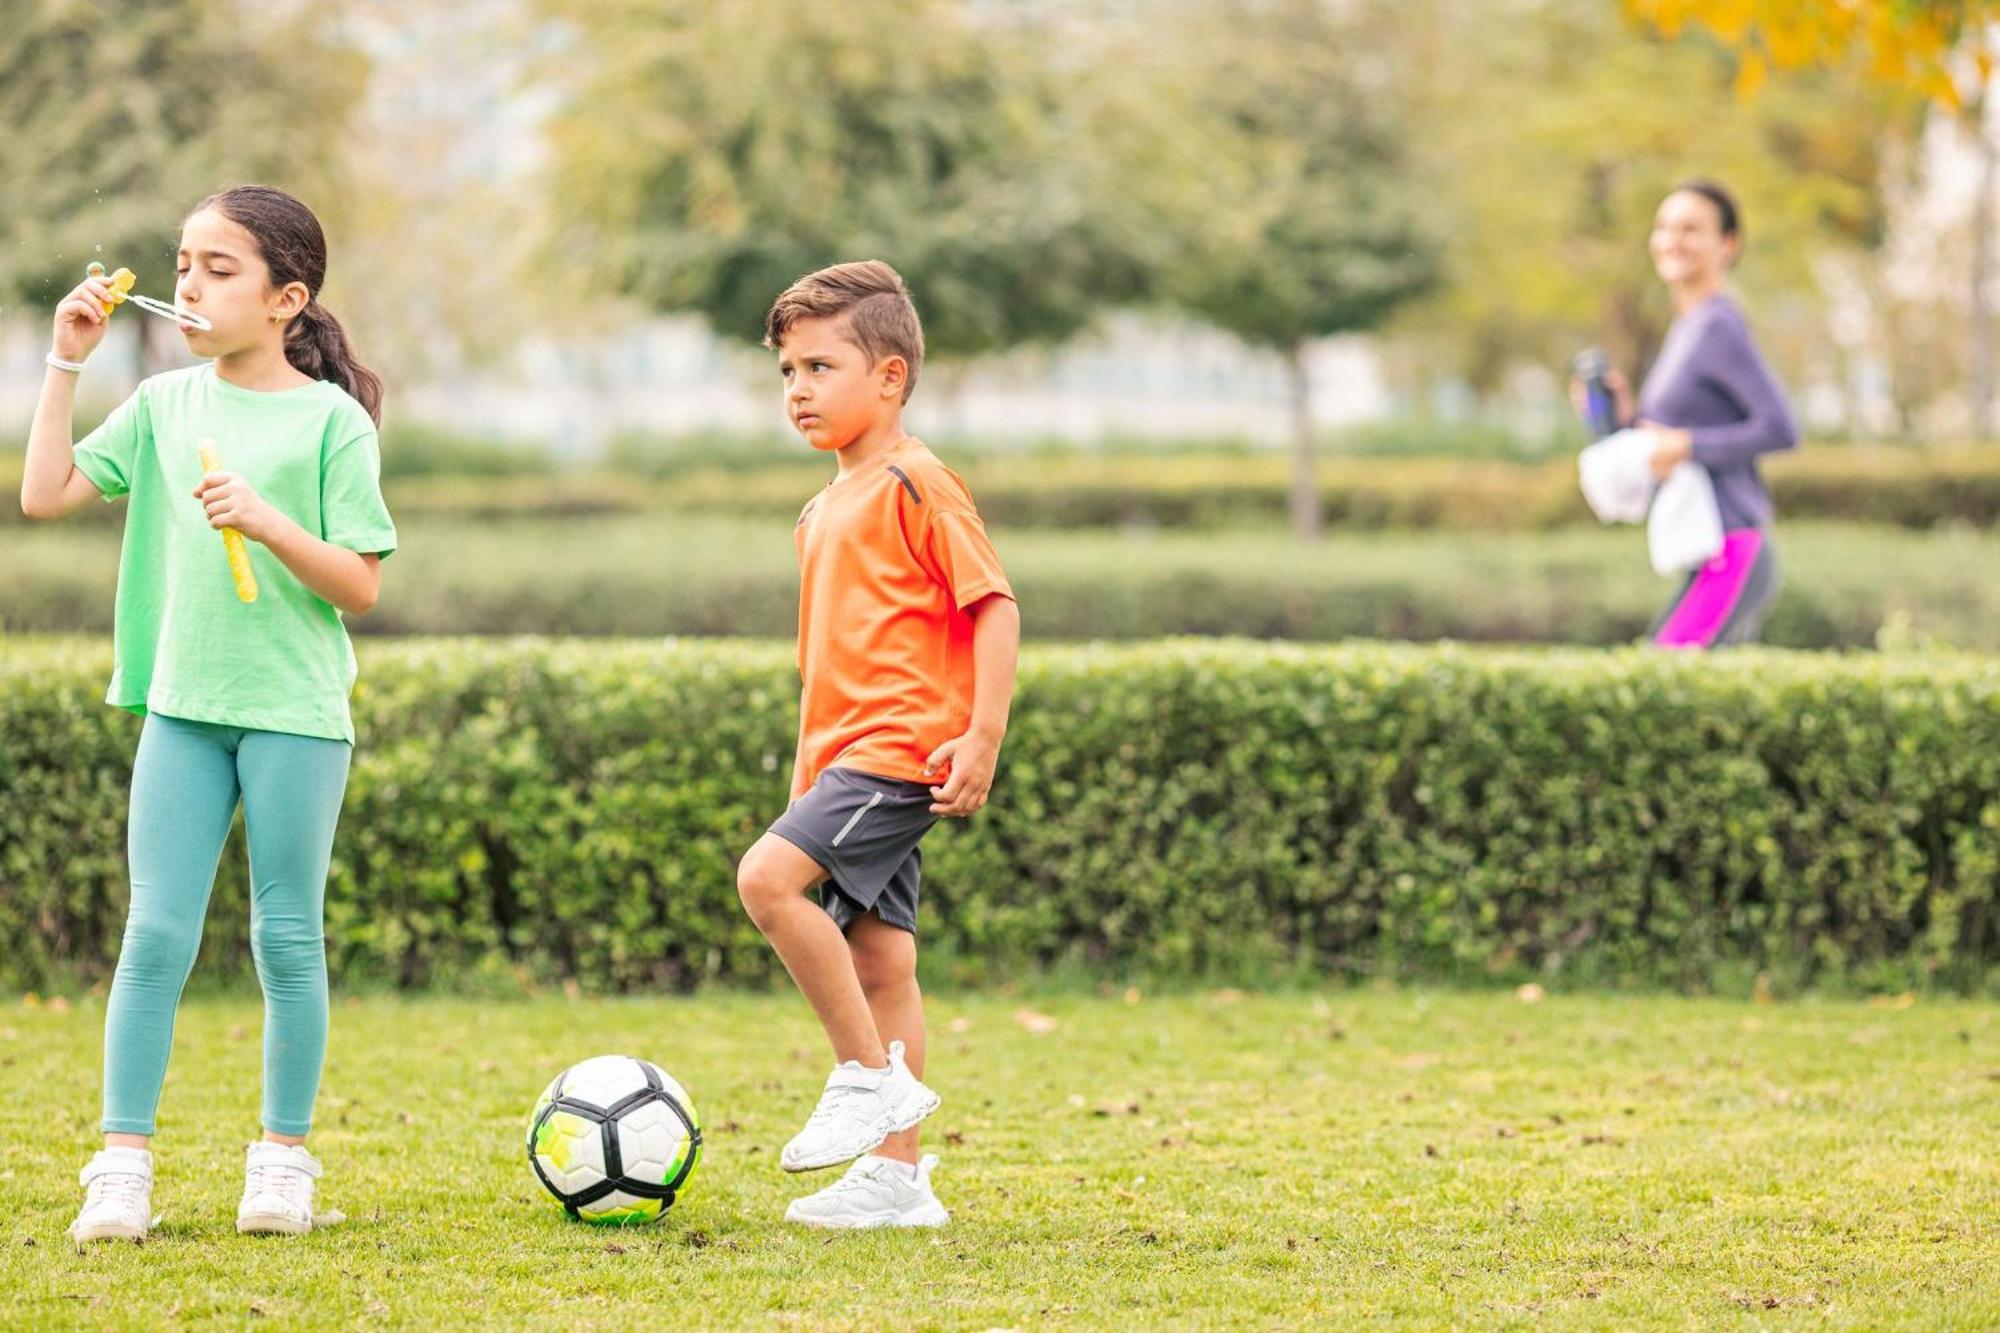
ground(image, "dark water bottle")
xmin=1573 ymin=349 xmax=1618 ymax=439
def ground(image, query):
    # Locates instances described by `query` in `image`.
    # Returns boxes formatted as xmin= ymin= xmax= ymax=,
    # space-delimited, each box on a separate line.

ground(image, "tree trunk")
xmin=1971 ymin=94 xmax=1997 ymax=441
xmin=1287 ymin=339 xmax=1320 ymax=541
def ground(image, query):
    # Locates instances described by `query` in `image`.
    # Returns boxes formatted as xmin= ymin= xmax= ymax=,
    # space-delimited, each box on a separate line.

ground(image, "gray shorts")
xmin=769 ymin=767 xmax=938 ymax=935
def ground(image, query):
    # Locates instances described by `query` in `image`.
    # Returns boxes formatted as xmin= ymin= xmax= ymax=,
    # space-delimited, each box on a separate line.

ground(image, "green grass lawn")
xmin=2 ymin=990 xmax=1994 ymax=1330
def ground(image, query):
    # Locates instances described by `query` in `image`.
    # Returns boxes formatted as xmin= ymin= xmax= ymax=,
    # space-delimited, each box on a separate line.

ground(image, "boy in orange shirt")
xmin=737 ymin=260 xmax=1020 ymax=1228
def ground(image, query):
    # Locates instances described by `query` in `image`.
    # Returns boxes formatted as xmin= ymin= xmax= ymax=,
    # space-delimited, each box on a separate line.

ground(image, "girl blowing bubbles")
xmin=21 ymin=186 xmax=397 ymax=1244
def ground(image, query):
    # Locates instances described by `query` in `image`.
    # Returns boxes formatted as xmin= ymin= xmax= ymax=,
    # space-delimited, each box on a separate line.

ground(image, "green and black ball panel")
xmin=527 ymin=1055 xmax=701 ymax=1225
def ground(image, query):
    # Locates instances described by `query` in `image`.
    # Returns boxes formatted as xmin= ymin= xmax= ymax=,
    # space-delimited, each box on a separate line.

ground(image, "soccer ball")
xmin=526 ymin=1055 xmax=702 ymax=1225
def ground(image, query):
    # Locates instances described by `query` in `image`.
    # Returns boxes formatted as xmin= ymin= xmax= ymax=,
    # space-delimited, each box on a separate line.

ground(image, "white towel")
xmin=1578 ymin=429 xmax=1654 ymax=524
xmin=1577 ymin=430 xmax=1725 ymax=575
xmin=1647 ymin=461 xmax=1724 ymax=575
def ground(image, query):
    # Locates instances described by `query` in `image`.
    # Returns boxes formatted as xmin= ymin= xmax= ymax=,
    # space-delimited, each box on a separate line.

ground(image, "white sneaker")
xmin=785 ymin=1153 xmax=950 ymax=1229
xmin=236 ymin=1142 xmax=325 ymax=1236
xmin=780 ymin=1040 xmax=940 ymax=1173
xmin=70 ymin=1147 xmax=154 ymax=1246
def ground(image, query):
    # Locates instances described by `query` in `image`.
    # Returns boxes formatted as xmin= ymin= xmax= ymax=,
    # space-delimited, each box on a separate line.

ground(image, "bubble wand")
xmin=87 ymin=262 xmax=211 ymax=330
xmin=197 ymin=439 xmax=259 ymax=603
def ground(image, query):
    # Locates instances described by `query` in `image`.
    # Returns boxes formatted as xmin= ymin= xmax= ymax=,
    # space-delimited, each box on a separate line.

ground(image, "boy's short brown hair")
xmin=764 ymin=260 xmax=925 ymax=403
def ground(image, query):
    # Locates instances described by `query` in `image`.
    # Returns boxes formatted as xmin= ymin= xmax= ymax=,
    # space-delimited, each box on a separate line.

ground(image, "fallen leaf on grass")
xmin=948 ymin=1017 xmax=973 ymax=1034
xmin=1514 ymin=984 xmax=1545 ymax=1004
xmin=1013 ymin=1009 xmax=1058 ymax=1035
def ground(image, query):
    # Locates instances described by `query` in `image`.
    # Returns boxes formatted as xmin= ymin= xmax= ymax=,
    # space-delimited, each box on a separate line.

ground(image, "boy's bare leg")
xmin=737 ymin=833 xmax=886 ymax=1067
xmin=850 ymin=910 xmax=925 ymax=1165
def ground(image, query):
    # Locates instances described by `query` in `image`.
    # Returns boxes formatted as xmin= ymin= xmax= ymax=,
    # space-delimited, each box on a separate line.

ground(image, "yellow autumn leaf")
xmin=1762 ymin=13 xmax=1815 ymax=67
xmin=1734 ymin=48 xmax=1769 ymax=99
xmin=1705 ymin=0 xmax=1757 ymax=44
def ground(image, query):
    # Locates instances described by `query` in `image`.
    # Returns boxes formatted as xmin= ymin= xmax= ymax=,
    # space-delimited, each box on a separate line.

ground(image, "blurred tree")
xmin=1399 ymin=0 xmax=1903 ymax=427
xmin=1626 ymin=0 xmax=1986 ymax=104
xmin=1628 ymin=0 xmax=1995 ymax=435
xmin=0 ymin=0 xmax=366 ymax=375
xmin=533 ymin=0 xmax=1149 ymax=364
xmin=1130 ymin=0 xmax=1440 ymax=539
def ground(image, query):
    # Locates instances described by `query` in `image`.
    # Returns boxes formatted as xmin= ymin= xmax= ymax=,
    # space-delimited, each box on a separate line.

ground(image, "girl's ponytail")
xmin=285 ymin=300 xmax=383 ymax=425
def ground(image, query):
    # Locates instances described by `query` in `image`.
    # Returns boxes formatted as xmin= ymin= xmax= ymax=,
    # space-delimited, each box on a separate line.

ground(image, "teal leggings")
xmin=103 ymin=713 xmax=352 ymax=1137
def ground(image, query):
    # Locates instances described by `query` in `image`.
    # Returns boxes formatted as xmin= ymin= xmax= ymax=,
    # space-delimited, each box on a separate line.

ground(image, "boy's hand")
xmin=194 ymin=471 xmax=287 ymax=545
xmin=924 ymin=731 xmax=1000 ymax=817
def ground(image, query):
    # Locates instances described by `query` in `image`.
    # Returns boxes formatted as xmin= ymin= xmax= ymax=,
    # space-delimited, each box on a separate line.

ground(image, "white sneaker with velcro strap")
xmin=780 ymin=1039 xmax=941 ymax=1173
xmin=236 ymin=1141 xmax=336 ymax=1236
xmin=70 ymin=1146 xmax=155 ymax=1246
xmin=785 ymin=1152 xmax=950 ymax=1228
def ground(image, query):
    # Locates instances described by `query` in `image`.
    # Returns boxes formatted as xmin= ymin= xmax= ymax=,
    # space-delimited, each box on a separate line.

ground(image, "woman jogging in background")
xmin=1576 ymin=179 xmax=1799 ymax=648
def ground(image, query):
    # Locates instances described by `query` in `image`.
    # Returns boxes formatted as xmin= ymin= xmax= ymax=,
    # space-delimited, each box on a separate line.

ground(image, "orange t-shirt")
xmin=791 ymin=438 xmax=1014 ymax=798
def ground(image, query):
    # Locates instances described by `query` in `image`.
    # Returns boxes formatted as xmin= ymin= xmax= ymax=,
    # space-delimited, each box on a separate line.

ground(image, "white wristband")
xmin=46 ymin=352 xmax=87 ymax=374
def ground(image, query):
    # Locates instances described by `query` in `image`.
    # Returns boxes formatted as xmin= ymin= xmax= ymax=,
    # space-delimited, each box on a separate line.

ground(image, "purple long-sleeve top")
xmin=1635 ymin=293 xmax=1799 ymax=531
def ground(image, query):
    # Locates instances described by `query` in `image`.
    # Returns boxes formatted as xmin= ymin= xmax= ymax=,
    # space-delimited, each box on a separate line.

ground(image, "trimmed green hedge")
xmin=3 ymin=639 xmax=1995 ymax=994
xmin=9 ymin=444 xmax=2000 ymax=530
xmin=642 ymin=448 xmax=2000 ymax=532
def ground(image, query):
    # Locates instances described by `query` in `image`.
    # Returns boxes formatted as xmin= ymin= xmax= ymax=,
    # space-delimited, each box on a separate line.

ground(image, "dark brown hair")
xmin=1670 ymin=178 xmax=1743 ymax=248
xmin=763 ymin=260 xmax=925 ymax=403
xmin=194 ymin=185 xmax=384 ymax=424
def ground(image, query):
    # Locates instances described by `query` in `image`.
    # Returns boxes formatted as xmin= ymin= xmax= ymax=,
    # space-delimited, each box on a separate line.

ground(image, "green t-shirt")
xmin=71 ymin=364 xmax=398 ymax=743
